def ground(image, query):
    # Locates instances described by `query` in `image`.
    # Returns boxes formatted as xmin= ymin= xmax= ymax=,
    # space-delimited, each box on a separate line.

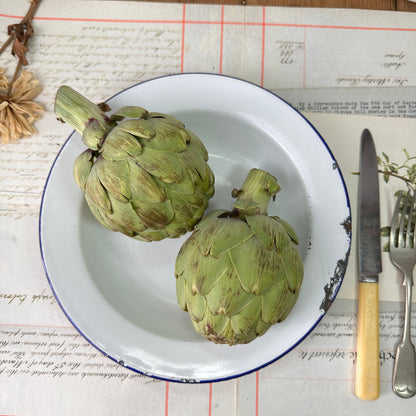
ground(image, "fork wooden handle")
xmin=356 ymin=281 xmax=380 ymax=400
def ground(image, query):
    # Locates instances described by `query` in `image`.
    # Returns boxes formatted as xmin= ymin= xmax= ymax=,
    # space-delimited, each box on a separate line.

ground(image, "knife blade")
xmin=355 ymin=128 xmax=382 ymax=400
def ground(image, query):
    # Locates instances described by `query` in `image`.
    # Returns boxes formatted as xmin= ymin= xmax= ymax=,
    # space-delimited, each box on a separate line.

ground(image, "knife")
xmin=355 ymin=129 xmax=382 ymax=400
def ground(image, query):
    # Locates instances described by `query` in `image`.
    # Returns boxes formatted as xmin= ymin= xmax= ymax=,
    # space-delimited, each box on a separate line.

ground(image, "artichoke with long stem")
xmin=175 ymin=169 xmax=304 ymax=345
xmin=55 ymin=86 xmax=215 ymax=241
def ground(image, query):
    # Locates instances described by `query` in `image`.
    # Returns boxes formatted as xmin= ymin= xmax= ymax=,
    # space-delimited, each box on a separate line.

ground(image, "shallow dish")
xmin=40 ymin=73 xmax=351 ymax=383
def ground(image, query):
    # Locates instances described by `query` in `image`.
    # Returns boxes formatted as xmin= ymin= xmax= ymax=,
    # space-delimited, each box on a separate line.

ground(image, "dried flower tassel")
xmin=0 ymin=67 xmax=44 ymax=143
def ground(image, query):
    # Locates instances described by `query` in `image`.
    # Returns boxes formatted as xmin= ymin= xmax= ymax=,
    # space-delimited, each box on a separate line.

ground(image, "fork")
xmin=390 ymin=190 xmax=416 ymax=398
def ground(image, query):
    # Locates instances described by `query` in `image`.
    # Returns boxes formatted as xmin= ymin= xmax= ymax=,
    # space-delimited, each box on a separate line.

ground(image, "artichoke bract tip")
xmin=55 ymin=85 xmax=215 ymax=241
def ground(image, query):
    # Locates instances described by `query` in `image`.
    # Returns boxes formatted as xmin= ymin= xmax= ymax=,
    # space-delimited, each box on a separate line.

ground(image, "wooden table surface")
xmin=145 ymin=0 xmax=416 ymax=11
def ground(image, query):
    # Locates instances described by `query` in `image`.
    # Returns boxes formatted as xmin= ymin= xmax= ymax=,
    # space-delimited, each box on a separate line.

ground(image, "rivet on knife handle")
xmin=356 ymin=281 xmax=380 ymax=400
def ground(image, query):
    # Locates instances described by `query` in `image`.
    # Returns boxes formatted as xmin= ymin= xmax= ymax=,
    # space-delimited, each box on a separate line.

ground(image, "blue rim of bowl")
xmin=39 ymin=72 xmax=352 ymax=384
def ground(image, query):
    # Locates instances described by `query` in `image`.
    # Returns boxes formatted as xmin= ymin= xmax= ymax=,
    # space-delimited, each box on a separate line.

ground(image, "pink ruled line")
xmin=261 ymin=7 xmax=266 ymax=87
xmin=256 ymin=370 xmax=260 ymax=416
xmin=219 ymin=5 xmax=225 ymax=74
xmin=1 ymin=13 xmax=416 ymax=32
xmin=165 ymin=382 xmax=169 ymax=416
xmin=180 ymin=4 xmax=186 ymax=73
xmin=209 ymin=383 xmax=213 ymax=415
xmin=0 ymin=322 xmax=73 ymax=329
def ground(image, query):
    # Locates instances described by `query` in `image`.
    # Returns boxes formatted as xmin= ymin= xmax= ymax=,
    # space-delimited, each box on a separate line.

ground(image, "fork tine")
xmin=399 ymin=191 xmax=411 ymax=248
xmin=408 ymin=191 xmax=416 ymax=249
xmin=390 ymin=193 xmax=404 ymax=247
xmin=390 ymin=192 xmax=403 ymax=248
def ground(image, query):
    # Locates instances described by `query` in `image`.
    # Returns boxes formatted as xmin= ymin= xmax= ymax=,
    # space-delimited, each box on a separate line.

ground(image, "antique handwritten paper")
xmin=1 ymin=1 xmax=416 ymax=415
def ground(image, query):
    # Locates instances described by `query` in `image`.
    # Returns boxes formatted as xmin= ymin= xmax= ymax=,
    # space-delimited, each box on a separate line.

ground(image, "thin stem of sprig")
xmin=377 ymin=169 xmax=415 ymax=190
xmin=0 ymin=0 xmax=42 ymax=96
xmin=6 ymin=39 xmax=27 ymax=96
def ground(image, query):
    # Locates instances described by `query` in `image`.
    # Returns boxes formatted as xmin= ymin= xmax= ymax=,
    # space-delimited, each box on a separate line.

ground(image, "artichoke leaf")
xmin=246 ymin=214 xmax=282 ymax=249
xmin=147 ymin=112 xmax=185 ymax=128
xmin=134 ymin=148 xmax=183 ymax=184
xmin=95 ymin=158 xmax=130 ymax=202
xmin=146 ymin=119 xmax=189 ymax=152
xmin=186 ymin=292 xmax=207 ymax=322
xmin=255 ymin=320 xmax=271 ymax=337
xmin=112 ymin=106 xmax=148 ymax=119
xmin=229 ymin=237 xmax=281 ymax=294
xmin=190 ymin=253 xmax=232 ymax=296
xmin=261 ymin=280 xmax=287 ymax=324
xmin=135 ymin=228 xmax=168 ymax=242
xmin=127 ymin=159 xmax=166 ymax=202
xmin=132 ymin=233 xmax=153 ymax=242
xmin=165 ymin=189 xmax=205 ymax=218
xmin=228 ymin=237 xmax=261 ymax=293
xmin=85 ymin=164 xmax=112 ymax=213
xmin=105 ymin=194 xmax=146 ymax=235
xmin=156 ymin=172 xmax=197 ymax=196
xmin=272 ymin=216 xmax=299 ymax=244
xmin=156 ymin=220 xmax=187 ymax=239
xmin=230 ymin=296 xmax=262 ymax=335
xmin=255 ymin=255 xmax=286 ymax=296
xmin=187 ymin=130 xmax=209 ymax=161
xmin=280 ymin=244 xmax=304 ymax=291
xmin=175 ymin=274 xmax=186 ymax=311
xmin=82 ymin=119 xmax=106 ymax=151
xmin=274 ymin=222 xmax=291 ymax=249
xmin=85 ymin=195 xmax=117 ymax=231
xmin=277 ymin=291 xmax=300 ymax=322
xmin=199 ymin=313 xmax=233 ymax=342
xmin=195 ymin=210 xmax=229 ymax=231
xmin=109 ymin=195 xmax=146 ymax=235
xmin=131 ymin=198 xmax=175 ymax=229
xmin=73 ymin=149 xmax=94 ymax=190
xmin=205 ymin=266 xmax=256 ymax=316
xmin=179 ymin=140 xmax=211 ymax=185
xmin=119 ymin=118 xmax=155 ymax=140
xmin=206 ymin=219 xmax=254 ymax=257
xmin=195 ymin=218 xmax=238 ymax=256
xmin=175 ymin=233 xmax=200 ymax=276
xmin=101 ymin=127 xmax=142 ymax=160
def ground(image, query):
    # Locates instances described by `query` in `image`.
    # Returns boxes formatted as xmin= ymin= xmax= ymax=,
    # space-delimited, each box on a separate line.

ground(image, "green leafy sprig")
xmin=377 ymin=148 xmax=416 ymax=252
xmin=378 ymin=148 xmax=416 ymax=191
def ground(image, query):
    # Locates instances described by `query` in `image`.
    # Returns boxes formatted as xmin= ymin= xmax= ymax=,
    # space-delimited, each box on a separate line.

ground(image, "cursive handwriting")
xmin=0 ymin=325 xmax=161 ymax=383
xmin=0 ymin=289 xmax=56 ymax=306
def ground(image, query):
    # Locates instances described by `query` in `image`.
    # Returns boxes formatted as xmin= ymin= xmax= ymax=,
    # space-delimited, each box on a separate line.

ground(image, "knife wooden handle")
xmin=356 ymin=281 xmax=380 ymax=400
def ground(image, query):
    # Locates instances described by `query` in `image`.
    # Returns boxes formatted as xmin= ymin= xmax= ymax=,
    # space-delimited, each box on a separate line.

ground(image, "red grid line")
xmin=0 ymin=322 xmax=73 ymax=329
xmin=219 ymin=5 xmax=225 ymax=74
xmin=165 ymin=381 xmax=169 ymax=416
xmin=0 ymin=13 xmax=415 ymax=32
xmin=261 ymin=7 xmax=266 ymax=87
xmin=209 ymin=383 xmax=213 ymax=415
xmin=303 ymin=27 xmax=307 ymax=88
xmin=256 ymin=370 xmax=260 ymax=416
xmin=181 ymin=4 xmax=186 ymax=73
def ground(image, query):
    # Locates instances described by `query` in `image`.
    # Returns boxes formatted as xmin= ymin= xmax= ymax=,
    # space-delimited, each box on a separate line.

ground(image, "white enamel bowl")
xmin=40 ymin=73 xmax=351 ymax=383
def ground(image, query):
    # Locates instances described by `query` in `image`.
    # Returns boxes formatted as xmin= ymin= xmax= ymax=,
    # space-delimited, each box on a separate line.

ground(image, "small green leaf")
xmin=380 ymin=226 xmax=391 ymax=237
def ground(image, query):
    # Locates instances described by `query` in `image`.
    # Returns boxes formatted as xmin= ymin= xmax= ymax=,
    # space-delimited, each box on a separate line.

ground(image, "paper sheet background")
xmin=2 ymin=1 xmax=416 ymax=414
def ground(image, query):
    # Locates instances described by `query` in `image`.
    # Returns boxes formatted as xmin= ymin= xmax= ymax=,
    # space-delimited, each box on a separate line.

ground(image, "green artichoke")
xmin=175 ymin=169 xmax=304 ymax=345
xmin=55 ymin=86 xmax=215 ymax=241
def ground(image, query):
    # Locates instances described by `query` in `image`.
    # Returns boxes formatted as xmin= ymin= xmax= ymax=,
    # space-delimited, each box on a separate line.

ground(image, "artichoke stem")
xmin=55 ymin=86 xmax=112 ymax=136
xmin=232 ymin=168 xmax=280 ymax=216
